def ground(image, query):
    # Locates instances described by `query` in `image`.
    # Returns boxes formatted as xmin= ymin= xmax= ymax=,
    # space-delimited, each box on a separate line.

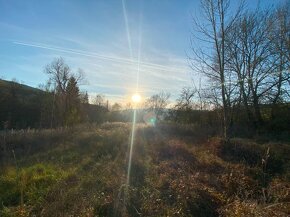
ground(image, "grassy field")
xmin=0 ymin=123 xmax=289 ymax=216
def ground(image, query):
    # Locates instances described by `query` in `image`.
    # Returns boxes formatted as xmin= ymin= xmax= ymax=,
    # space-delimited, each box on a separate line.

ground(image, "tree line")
xmin=188 ymin=0 xmax=290 ymax=138
xmin=0 ymin=58 xmax=111 ymax=130
xmin=1 ymin=0 xmax=289 ymax=138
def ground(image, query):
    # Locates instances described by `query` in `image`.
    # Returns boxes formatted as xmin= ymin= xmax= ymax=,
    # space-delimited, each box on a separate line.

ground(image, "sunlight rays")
xmin=122 ymin=0 xmax=133 ymax=60
xmin=136 ymin=10 xmax=143 ymax=92
xmin=121 ymin=0 xmax=143 ymax=190
xmin=126 ymin=108 xmax=137 ymax=186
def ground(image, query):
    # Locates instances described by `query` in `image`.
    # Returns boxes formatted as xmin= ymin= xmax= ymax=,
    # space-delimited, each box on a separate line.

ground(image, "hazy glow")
xmin=132 ymin=93 xmax=141 ymax=103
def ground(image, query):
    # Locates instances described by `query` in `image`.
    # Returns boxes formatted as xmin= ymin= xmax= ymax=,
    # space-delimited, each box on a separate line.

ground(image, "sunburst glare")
xmin=132 ymin=93 xmax=141 ymax=103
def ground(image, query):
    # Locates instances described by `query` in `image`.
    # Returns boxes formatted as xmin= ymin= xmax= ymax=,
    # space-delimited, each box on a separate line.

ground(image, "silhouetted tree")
xmin=146 ymin=91 xmax=170 ymax=120
xmin=93 ymin=94 xmax=105 ymax=106
xmin=190 ymin=0 xmax=244 ymax=139
xmin=80 ymin=91 xmax=89 ymax=104
xmin=175 ymin=87 xmax=196 ymax=111
xmin=65 ymin=76 xmax=81 ymax=126
xmin=44 ymin=57 xmax=84 ymax=127
xmin=111 ymin=103 xmax=122 ymax=111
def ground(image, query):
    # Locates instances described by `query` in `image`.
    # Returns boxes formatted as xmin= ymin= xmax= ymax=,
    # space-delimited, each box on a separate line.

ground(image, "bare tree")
xmin=145 ymin=91 xmax=170 ymax=120
xmin=269 ymin=4 xmax=290 ymax=105
xmin=93 ymin=94 xmax=105 ymax=107
xmin=175 ymin=87 xmax=196 ymax=111
xmin=224 ymin=8 xmax=290 ymax=128
xmin=45 ymin=57 xmax=70 ymax=94
xmin=192 ymin=78 xmax=212 ymax=110
xmin=190 ymin=0 xmax=244 ymax=138
xmin=44 ymin=57 xmax=84 ymax=127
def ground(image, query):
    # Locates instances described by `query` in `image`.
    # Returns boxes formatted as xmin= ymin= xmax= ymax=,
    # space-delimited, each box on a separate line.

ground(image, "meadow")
xmin=0 ymin=122 xmax=289 ymax=217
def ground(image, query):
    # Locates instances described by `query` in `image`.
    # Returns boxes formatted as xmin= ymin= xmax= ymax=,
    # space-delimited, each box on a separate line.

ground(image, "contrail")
xmin=13 ymin=41 xmax=132 ymax=63
xmin=13 ymin=41 xmax=188 ymax=73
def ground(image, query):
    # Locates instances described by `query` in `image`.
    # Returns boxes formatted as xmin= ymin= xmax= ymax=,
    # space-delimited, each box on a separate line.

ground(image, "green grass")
xmin=0 ymin=123 xmax=289 ymax=216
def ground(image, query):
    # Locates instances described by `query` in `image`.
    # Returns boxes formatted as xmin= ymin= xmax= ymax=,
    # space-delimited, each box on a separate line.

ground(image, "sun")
xmin=132 ymin=93 xmax=141 ymax=103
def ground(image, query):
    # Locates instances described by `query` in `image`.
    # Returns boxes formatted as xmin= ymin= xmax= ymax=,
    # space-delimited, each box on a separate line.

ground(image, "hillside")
xmin=0 ymin=79 xmax=43 ymax=99
xmin=0 ymin=79 xmax=110 ymax=129
xmin=0 ymin=79 xmax=46 ymax=129
xmin=0 ymin=123 xmax=289 ymax=216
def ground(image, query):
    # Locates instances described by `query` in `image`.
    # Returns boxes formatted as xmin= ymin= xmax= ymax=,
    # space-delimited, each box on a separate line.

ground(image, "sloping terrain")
xmin=0 ymin=123 xmax=289 ymax=216
xmin=0 ymin=79 xmax=45 ymax=129
xmin=0 ymin=79 xmax=43 ymax=98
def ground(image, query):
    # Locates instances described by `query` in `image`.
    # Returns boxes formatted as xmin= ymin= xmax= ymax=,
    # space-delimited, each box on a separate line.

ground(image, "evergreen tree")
xmin=65 ymin=76 xmax=81 ymax=126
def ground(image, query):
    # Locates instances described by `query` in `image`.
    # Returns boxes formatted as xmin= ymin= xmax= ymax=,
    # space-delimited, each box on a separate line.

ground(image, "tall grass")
xmin=0 ymin=122 xmax=289 ymax=216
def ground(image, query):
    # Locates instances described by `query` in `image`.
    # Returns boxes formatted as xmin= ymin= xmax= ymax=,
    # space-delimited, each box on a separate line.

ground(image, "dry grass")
xmin=0 ymin=123 xmax=289 ymax=216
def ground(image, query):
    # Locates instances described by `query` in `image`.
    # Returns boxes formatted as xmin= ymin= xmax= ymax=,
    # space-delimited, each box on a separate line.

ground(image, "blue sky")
xmin=0 ymin=0 xmax=286 ymax=103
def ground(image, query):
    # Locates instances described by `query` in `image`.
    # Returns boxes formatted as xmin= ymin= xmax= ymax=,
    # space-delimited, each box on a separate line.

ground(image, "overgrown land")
xmin=0 ymin=0 xmax=289 ymax=216
xmin=0 ymin=122 xmax=289 ymax=217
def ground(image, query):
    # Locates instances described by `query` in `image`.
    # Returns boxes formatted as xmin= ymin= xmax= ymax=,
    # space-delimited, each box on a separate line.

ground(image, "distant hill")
xmin=0 ymin=79 xmax=110 ymax=129
xmin=0 ymin=79 xmax=44 ymax=99
xmin=0 ymin=79 xmax=45 ymax=129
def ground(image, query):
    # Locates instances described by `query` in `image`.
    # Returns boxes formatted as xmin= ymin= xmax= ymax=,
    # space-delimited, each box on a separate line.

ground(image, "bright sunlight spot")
xmin=132 ymin=93 xmax=141 ymax=103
